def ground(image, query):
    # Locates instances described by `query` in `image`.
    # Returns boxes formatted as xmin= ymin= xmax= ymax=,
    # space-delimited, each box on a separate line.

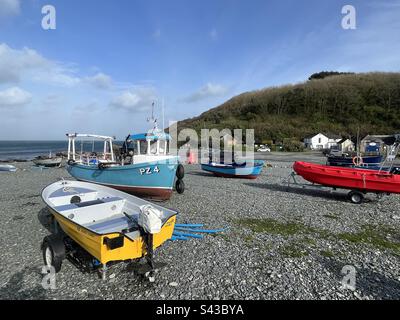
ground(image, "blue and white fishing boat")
xmin=66 ymin=127 xmax=184 ymax=200
xmin=201 ymin=160 xmax=265 ymax=179
xmin=327 ymin=154 xmax=383 ymax=167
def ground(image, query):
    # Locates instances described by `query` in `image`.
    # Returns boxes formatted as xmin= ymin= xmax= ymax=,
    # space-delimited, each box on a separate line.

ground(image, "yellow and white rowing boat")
xmin=41 ymin=180 xmax=177 ymax=281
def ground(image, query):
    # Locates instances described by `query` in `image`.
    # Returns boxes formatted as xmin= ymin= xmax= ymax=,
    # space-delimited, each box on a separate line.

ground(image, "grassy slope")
xmin=176 ymin=72 xmax=400 ymax=143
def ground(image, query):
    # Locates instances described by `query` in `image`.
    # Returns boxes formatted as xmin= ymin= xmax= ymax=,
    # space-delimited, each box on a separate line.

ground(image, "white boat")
xmin=0 ymin=164 xmax=17 ymax=172
xmin=41 ymin=180 xmax=177 ymax=280
xmin=33 ymin=151 xmax=62 ymax=167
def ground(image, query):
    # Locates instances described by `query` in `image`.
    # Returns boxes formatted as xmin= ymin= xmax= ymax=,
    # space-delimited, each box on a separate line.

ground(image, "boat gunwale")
xmin=40 ymin=181 xmax=179 ymax=238
xmin=296 ymin=161 xmax=393 ymax=177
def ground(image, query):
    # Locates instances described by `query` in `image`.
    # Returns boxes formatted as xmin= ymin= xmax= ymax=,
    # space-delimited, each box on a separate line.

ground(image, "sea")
xmin=0 ymin=141 xmax=122 ymax=161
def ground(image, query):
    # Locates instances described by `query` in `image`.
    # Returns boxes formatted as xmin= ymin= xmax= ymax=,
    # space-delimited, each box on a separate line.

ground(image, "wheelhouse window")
xmin=139 ymin=140 xmax=148 ymax=155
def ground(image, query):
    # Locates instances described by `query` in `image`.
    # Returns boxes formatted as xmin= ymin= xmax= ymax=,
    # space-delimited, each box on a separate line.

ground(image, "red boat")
xmin=293 ymin=161 xmax=400 ymax=203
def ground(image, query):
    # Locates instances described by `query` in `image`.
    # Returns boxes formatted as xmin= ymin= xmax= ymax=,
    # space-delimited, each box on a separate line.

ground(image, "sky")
xmin=0 ymin=0 xmax=399 ymax=140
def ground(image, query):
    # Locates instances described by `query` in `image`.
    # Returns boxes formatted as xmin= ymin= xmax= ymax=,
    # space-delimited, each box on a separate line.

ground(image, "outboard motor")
xmin=138 ymin=205 xmax=163 ymax=282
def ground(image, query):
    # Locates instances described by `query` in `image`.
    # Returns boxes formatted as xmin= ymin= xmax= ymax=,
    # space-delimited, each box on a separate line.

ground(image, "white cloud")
xmin=85 ymin=72 xmax=113 ymax=89
xmin=110 ymin=86 xmax=157 ymax=112
xmin=0 ymin=87 xmax=32 ymax=108
xmin=0 ymin=43 xmax=81 ymax=86
xmin=0 ymin=43 xmax=47 ymax=83
xmin=0 ymin=43 xmax=115 ymax=89
xmin=182 ymin=83 xmax=228 ymax=103
xmin=0 ymin=0 xmax=20 ymax=18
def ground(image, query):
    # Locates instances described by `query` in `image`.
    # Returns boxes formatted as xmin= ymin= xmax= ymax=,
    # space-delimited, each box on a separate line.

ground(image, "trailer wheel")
xmin=175 ymin=179 xmax=185 ymax=194
xmin=348 ymin=191 xmax=364 ymax=204
xmin=176 ymin=164 xmax=185 ymax=179
xmin=41 ymin=235 xmax=65 ymax=273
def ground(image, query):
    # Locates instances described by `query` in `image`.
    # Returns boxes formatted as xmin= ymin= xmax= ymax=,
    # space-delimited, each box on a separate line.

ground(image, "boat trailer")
xmin=283 ymin=172 xmax=389 ymax=204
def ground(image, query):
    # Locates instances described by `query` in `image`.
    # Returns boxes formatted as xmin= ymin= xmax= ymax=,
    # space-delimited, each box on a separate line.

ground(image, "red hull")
xmin=293 ymin=161 xmax=400 ymax=194
xmin=212 ymin=172 xmax=258 ymax=179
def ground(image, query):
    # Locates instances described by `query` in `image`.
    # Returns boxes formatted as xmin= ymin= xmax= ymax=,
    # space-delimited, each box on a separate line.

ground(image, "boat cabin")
xmin=122 ymin=130 xmax=172 ymax=157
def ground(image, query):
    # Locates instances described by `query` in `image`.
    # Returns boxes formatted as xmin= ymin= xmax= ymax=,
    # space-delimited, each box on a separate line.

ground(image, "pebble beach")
xmin=0 ymin=152 xmax=399 ymax=300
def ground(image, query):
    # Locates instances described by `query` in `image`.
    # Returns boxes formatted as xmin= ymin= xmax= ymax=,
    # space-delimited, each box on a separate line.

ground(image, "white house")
xmin=337 ymin=138 xmax=355 ymax=153
xmin=304 ymin=133 xmax=341 ymax=150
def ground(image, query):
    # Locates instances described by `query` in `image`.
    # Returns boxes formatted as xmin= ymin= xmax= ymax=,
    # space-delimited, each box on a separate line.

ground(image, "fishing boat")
xmin=41 ymin=180 xmax=177 ymax=281
xmin=66 ymin=103 xmax=184 ymax=200
xmin=0 ymin=164 xmax=17 ymax=172
xmin=326 ymin=154 xmax=383 ymax=167
xmin=33 ymin=151 xmax=62 ymax=167
xmin=201 ymin=160 xmax=265 ymax=179
xmin=66 ymin=132 xmax=184 ymax=200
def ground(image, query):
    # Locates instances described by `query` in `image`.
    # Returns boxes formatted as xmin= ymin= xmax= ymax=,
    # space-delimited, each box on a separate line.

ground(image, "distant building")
xmin=337 ymin=138 xmax=355 ymax=153
xmin=360 ymin=135 xmax=392 ymax=153
xmin=304 ymin=133 xmax=341 ymax=150
xmin=221 ymin=133 xmax=239 ymax=147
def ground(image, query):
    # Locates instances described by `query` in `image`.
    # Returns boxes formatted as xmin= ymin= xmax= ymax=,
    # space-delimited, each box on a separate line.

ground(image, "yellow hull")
xmin=50 ymin=209 xmax=176 ymax=265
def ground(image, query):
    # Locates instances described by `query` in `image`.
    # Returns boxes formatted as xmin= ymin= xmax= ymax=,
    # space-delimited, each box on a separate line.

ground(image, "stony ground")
xmin=0 ymin=153 xmax=399 ymax=300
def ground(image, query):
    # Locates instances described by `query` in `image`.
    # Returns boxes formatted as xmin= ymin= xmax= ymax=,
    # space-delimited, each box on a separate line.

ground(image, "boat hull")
xmin=201 ymin=160 xmax=264 ymax=179
xmin=33 ymin=157 xmax=62 ymax=167
xmin=0 ymin=165 xmax=17 ymax=172
xmin=42 ymin=181 xmax=177 ymax=265
xmin=50 ymin=208 xmax=176 ymax=264
xmin=67 ymin=159 xmax=178 ymax=200
xmin=293 ymin=161 xmax=400 ymax=194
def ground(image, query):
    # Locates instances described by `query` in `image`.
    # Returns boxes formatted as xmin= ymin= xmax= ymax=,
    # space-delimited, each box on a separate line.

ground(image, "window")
xmin=139 ymin=140 xmax=148 ymax=154
xmin=318 ymin=138 xmax=321 ymax=143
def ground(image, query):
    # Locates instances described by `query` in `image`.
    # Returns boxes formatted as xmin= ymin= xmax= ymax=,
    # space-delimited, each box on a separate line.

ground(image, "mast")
xmin=162 ymin=98 xmax=165 ymax=131
xmin=147 ymin=101 xmax=158 ymax=130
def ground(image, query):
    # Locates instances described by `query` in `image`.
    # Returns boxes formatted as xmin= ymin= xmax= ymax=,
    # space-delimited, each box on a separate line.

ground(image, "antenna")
xmin=147 ymin=101 xmax=158 ymax=129
xmin=147 ymin=101 xmax=155 ymax=122
xmin=162 ymin=98 xmax=165 ymax=131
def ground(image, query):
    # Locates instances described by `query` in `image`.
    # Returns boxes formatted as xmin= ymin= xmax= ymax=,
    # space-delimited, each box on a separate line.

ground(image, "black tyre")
xmin=41 ymin=235 xmax=66 ymax=273
xmin=98 ymin=163 xmax=105 ymax=170
xmin=348 ymin=191 xmax=364 ymax=204
xmin=175 ymin=179 xmax=185 ymax=194
xmin=176 ymin=164 xmax=185 ymax=179
xmin=67 ymin=159 xmax=75 ymax=166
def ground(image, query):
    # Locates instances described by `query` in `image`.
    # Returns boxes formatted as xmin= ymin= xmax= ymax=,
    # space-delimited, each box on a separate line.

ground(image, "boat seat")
xmin=54 ymin=196 xmax=123 ymax=212
xmin=84 ymin=214 xmax=140 ymax=237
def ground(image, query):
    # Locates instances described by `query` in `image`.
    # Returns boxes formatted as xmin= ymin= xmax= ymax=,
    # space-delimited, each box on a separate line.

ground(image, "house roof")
xmin=361 ymin=135 xmax=392 ymax=141
xmin=362 ymin=134 xmax=398 ymax=146
xmin=337 ymin=138 xmax=353 ymax=144
xmin=303 ymin=133 xmax=341 ymax=140
xmin=325 ymin=133 xmax=342 ymax=140
xmin=304 ymin=133 xmax=327 ymax=139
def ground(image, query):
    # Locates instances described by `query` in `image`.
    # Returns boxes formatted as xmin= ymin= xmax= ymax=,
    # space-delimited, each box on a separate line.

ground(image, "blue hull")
xmin=67 ymin=159 xmax=178 ymax=199
xmin=201 ymin=160 xmax=264 ymax=179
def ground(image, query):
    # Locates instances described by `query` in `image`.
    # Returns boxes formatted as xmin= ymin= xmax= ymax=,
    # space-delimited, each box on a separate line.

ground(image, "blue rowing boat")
xmin=201 ymin=160 xmax=265 ymax=179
